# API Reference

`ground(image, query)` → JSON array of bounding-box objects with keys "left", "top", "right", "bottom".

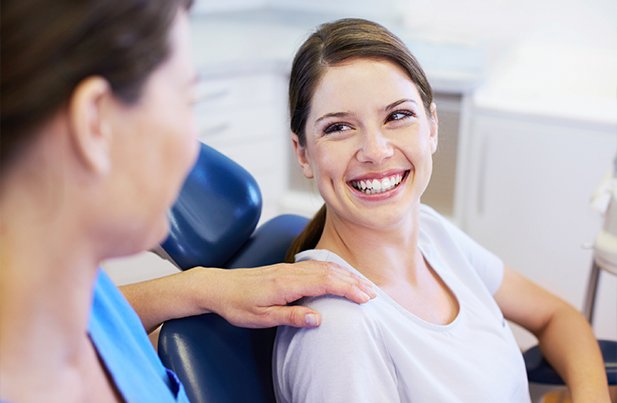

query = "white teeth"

[
  {"left": 351, "top": 173, "right": 405, "bottom": 195},
  {"left": 372, "top": 179, "right": 381, "bottom": 192}
]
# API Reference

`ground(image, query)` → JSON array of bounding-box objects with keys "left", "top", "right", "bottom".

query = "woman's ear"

[
  {"left": 291, "top": 133, "right": 314, "bottom": 179},
  {"left": 429, "top": 102, "right": 439, "bottom": 154},
  {"left": 66, "top": 76, "right": 113, "bottom": 176}
]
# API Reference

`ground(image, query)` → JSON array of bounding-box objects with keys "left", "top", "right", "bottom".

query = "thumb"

[{"left": 269, "top": 306, "right": 322, "bottom": 328}]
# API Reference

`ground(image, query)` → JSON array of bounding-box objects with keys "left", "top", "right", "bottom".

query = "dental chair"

[{"left": 156, "top": 142, "right": 308, "bottom": 403}]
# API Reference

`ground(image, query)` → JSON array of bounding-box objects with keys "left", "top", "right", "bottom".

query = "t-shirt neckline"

[{"left": 295, "top": 248, "right": 463, "bottom": 330}]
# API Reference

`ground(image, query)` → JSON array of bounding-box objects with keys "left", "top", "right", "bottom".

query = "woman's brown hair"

[
  {"left": 0, "top": 0, "right": 192, "bottom": 171},
  {"left": 286, "top": 18, "right": 434, "bottom": 262}
]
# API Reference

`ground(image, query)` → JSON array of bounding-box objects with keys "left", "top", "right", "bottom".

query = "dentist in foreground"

[{"left": 0, "top": 1, "right": 375, "bottom": 401}]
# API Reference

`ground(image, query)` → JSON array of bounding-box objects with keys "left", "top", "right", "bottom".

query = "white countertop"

[{"left": 473, "top": 43, "right": 617, "bottom": 126}]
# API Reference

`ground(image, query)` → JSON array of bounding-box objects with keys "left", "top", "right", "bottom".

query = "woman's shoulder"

[
  {"left": 273, "top": 293, "right": 391, "bottom": 403},
  {"left": 277, "top": 293, "right": 381, "bottom": 350},
  {"left": 304, "top": 294, "right": 374, "bottom": 324},
  {"left": 293, "top": 250, "right": 380, "bottom": 327},
  {"left": 275, "top": 295, "right": 382, "bottom": 357}
]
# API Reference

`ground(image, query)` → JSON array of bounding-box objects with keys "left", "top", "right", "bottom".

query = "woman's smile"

[{"left": 348, "top": 169, "right": 410, "bottom": 197}]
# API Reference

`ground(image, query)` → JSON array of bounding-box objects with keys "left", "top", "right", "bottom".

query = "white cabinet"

[
  {"left": 193, "top": 71, "right": 289, "bottom": 223},
  {"left": 461, "top": 110, "right": 617, "bottom": 347}
]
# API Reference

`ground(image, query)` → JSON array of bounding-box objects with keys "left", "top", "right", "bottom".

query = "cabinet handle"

[{"left": 477, "top": 135, "right": 489, "bottom": 216}]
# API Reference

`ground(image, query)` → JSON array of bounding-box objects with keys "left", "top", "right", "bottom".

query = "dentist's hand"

[
  {"left": 198, "top": 261, "right": 377, "bottom": 328},
  {"left": 121, "top": 260, "right": 377, "bottom": 332}
]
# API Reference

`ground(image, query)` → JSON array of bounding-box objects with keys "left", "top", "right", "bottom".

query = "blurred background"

[{"left": 105, "top": 0, "right": 617, "bottom": 350}]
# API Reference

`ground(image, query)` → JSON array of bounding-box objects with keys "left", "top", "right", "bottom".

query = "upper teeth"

[{"left": 351, "top": 174, "right": 403, "bottom": 194}]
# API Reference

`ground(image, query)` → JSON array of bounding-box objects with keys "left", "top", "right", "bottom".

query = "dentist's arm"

[
  {"left": 495, "top": 266, "right": 610, "bottom": 403},
  {"left": 120, "top": 261, "right": 376, "bottom": 333}
]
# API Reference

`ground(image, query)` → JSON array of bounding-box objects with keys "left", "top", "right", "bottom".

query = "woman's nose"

[{"left": 356, "top": 129, "right": 394, "bottom": 164}]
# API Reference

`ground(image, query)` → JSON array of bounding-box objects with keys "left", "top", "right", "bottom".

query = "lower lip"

[{"left": 348, "top": 171, "right": 409, "bottom": 202}]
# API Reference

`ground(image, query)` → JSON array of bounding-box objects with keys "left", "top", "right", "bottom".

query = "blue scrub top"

[{"left": 88, "top": 270, "right": 189, "bottom": 402}]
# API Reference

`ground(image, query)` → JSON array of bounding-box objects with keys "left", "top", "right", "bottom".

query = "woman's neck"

[
  {"left": 316, "top": 205, "right": 423, "bottom": 287},
  {"left": 0, "top": 177, "right": 101, "bottom": 398}
]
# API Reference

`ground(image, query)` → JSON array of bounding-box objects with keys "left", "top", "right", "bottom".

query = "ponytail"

[{"left": 285, "top": 204, "right": 327, "bottom": 263}]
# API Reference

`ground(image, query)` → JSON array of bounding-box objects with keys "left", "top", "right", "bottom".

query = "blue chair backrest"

[
  {"left": 161, "top": 142, "right": 263, "bottom": 270},
  {"left": 157, "top": 142, "right": 308, "bottom": 403}
]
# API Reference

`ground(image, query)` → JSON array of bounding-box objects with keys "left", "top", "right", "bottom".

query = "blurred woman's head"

[
  {"left": 0, "top": 0, "right": 199, "bottom": 257},
  {"left": 1, "top": 0, "right": 193, "bottom": 170}
]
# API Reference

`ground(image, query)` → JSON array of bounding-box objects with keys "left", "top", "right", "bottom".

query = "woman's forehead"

[{"left": 310, "top": 59, "right": 421, "bottom": 113}]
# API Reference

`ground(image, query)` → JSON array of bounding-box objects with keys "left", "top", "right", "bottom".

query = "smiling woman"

[{"left": 274, "top": 18, "right": 611, "bottom": 403}]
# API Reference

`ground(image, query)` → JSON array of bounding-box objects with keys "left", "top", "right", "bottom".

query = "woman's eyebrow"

[
  {"left": 385, "top": 98, "right": 417, "bottom": 111},
  {"left": 315, "top": 111, "right": 352, "bottom": 124},
  {"left": 314, "top": 99, "right": 416, "bottom": 124}
]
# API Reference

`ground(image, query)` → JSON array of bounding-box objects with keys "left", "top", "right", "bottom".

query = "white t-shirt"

[{"left": 273, "top": 205, "right": 530, "bottom": 403}]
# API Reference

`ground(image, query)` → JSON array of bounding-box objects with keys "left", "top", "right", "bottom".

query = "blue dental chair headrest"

[
  {"left": 161, "top": 142, "right": 263, "bottom": 270},
  {"left": 157, "top": 142, "right": 309, "bottom": 403}
]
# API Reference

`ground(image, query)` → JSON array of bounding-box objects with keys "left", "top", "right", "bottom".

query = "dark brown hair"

[
  {"left": 286, "top": 18, "right": 434, "bottom": 262},
  {"left": 0, "top": 0, "right": 193, "bottom": 170}
]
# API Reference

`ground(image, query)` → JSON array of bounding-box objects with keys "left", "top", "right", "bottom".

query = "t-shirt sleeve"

[
  {"left": 273, "top": 297, "right": 400, "bottom": 403},
  {"left": 421, "top": 205, "right": 505, "bottom": 294}
]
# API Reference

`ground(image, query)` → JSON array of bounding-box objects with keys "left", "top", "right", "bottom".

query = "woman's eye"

[
  {"left": 387, "top": 110, "right": 415, "bottom": 122},
  {"left": 323, "top": 123, "right": 352, "bottom": 135}
]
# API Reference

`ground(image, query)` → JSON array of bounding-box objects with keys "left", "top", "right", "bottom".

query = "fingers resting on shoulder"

[
  {"left": 280, "top": 260, "right": 377, "bottom": 304},
  {"left": 205, "top": 260, "right": 376, "bottom": 329}
]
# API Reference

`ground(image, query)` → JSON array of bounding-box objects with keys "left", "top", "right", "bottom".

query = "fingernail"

[
  {"left": 356, "top": 291, "right": 370, "bottom": 303},
  {"left": 362, "top": 284, "right": 377, "bottom": 298},
  {"left": 304, "top": 313, "right": 319, "bottom": 327}
]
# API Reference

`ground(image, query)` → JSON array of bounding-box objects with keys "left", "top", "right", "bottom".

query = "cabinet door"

[{"left": 462, "top": 112, "right": 616, "bottom": 346}]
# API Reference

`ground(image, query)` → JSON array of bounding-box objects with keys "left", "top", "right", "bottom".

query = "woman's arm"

[
  {"left": 494, "top": 266, "right": 610, "bottom": 402},
  {"left": 120, "top": 261, "right": 376, "bottom": 333}
]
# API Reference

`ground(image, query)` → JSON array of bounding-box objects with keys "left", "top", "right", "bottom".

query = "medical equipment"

[{"left": 585, "top": 155, "right": 617, "bottom": 321}]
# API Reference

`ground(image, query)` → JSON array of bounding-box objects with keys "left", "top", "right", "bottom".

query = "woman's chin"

[
  {"left": 151, "top": 218, "right": 171, "bottom": 247},
  {"left": 125, "top": 218, "right": 170, "bottom": 258}
]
